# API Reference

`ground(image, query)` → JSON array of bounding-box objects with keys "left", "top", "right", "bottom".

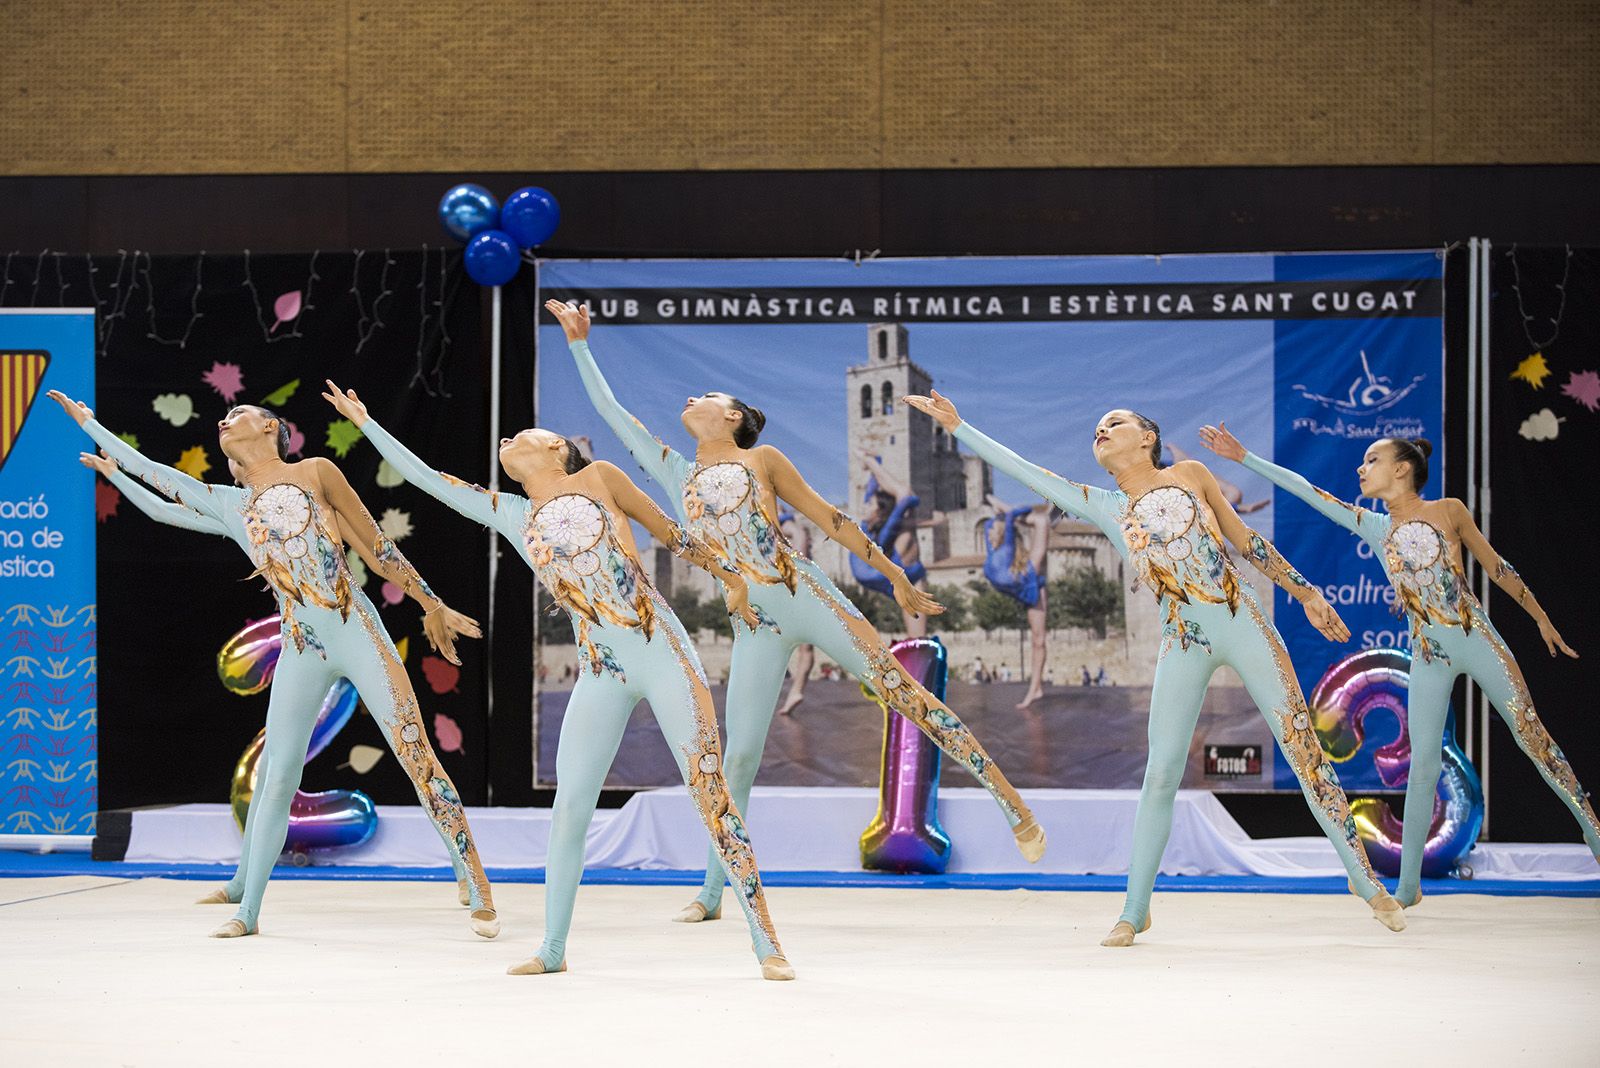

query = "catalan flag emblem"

[{"left": 1, "top": 350, "right": 51, "bottom": 473}]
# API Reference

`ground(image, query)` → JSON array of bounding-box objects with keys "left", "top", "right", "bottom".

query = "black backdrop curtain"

[
  {"left": 1486, "top": 246, "right": 1600, "bottom": 843},
  {"left": 10, "top": 250, "right": 536, "bottom": 810}
]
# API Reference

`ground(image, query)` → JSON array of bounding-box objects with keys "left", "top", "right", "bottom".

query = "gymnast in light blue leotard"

[
  {"left": 48, "top": 390, "right": 496, "bottom": 940},
  {"left": 79, "top": 448, "right": 486, "bottom": 914},
  {"left": 320, "top": 380, "right": 795, "bottom": 980},
  {"left": 903, "top": 389, "right": 1407, "bottom": 945},
  {"left": 551, "top": 301, "right": 1044, "bottom": 926},
  {"left": 1201, "top": 421, "right": 1600, "bottom": 904}
]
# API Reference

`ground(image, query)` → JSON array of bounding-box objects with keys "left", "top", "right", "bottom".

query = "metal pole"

[
  {"left": 1464, "top": 239, "right": 1479, "bottom": 765},
  {"left": 530, "top": 260, "right": 542, "bottom": 792},
  {"left": 486, "top": 283, "right": 502, "bottom": 804},
  {"left": 1479, "top": 239, "right": 1493, "bottom": 837}
]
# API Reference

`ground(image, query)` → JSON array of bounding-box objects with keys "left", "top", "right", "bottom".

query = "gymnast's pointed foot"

[
  {"left": 777, "top": 690, "right": 805, "bottom": 716},
  {"left": 209, "top": 918, "right": 255, "bottom": 939},
  {"left": 471, "top": 908, "right": 501, "bottom": 939},
  {"left": 1014, "top": 819, "right": 1046, "bottom": 863},
  {"left": 1100, "top": 913, "right": 1151, "bottom": 948},
  {"left": 1016, "top": 687, "right": 1044, "bottom": 711},
  {"left": 506, "top": 955, "right": 566, "bottom": 975},
  {"left": 195, "top": 887, "right": 236, "bottom": 905},
  {"left": 1399, "top": 890, "right": 1422, "bottom": 908},
  {"left": 761, "top": 954, "right": 796, "bottom": 981},
  {"left": 673, "top": 899, "right": 722, "bottom": 923},
  {"left": 1370, "top": 891, "right": 1407, "bottom": 932}
]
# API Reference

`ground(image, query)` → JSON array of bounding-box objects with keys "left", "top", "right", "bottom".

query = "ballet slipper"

[
  {"left": 1014, "top": 819, "right": 1047, "bottom": 863},
  {"left": 761, "top": 954, "right": 796, "bottom": 981},
  {"left": 194, "top": 887, "right": 234, "bottom": 905},
  {"left": 1399, "top": 890, "right": 1423, "bottom": 908},
  {"left": 673, "top": 900, "right": 721, "bottom": 923},
  {"left": 471, "top": 909, "right": 501, "bottom": 939},
  {"left": 1370, "top": 892, "right": 1407, "bottom": 932},
  {"left": 1099, "top": 913, "right": 1151, "bottom": 948},
  {"left": 209, "top": 919, "right": 254, "bottom": 939},
  {"left": 506, "top": 956, "right": 566, "bottom": 975}
]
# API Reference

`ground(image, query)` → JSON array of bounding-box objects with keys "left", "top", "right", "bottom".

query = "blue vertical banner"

[
  {"left": 0, "top": 310, "right": 97, "bottom": 839},
  {"left": 1271, "top": 252, "right": 1445, "bottom": 789}
]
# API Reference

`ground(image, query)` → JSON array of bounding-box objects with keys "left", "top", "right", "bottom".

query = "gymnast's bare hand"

[
  {"left": 902, "top": 390, "right": 960, "bottom": 433},
  {"left": 894, "top": 575, "right": 946, "bottom": 619},
  {"left": 1538, "top": 617, "right": 1579, "bottom": 659},
  {"left": 47, "top": 390, "right": 93, "bottom": 426},
  {"left": 423, "top": 603, "right": 481, "bottom": 666},
  {"left": 545, "top": 298, "right": 591, "bottom": 342},
  {"left": 723, "top": 580, "right": 762, "bottom": 631},
  {"left": 1198, "top": 421, "right": 1246, "bottom": 462},
  {"left": 78, "top": 450, "right": 117, "bottom": 479},
  {"left": 321, "top": 380, "right": 369, "bottom": 427},
  {"left": 1302, "top": 592, "right": 1351, "bottom": 643}
]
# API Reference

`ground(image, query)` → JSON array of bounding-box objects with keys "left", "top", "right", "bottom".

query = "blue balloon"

[
  {"left": 500, "top": 186, "right": 561, "bottom": 249},
  {"left": 463, "top": 229, "right": 521, "bottom": 286},
  {"left": 438, "top": 183, "right": 500, "bottom": 242}
]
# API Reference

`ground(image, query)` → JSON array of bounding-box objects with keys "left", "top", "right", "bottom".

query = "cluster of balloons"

[{"left": 438, "top": 183, "right": 561, "bottom": 286}]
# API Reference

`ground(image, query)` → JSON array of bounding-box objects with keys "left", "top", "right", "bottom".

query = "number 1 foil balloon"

[
  {"left": 219, "top": 615, "right": 379, "bottom": 852},
  {"left": 859, "top": 636, "right": 953, "bottom": 874},
  {"left": 1309, "top": 647, "right": 1483, "bottom": 878}
]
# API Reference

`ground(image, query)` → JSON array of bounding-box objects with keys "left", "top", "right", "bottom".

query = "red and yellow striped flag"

[{"left": 1, "top": 350, "right": 51, "bottom": 472}]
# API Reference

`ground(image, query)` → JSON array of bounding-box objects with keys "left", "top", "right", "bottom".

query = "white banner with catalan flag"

[{"left": 1, "top": 310, "right": 96, "bottom": 842}]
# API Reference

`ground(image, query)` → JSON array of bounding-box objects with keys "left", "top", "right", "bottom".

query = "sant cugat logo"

[{"left": 1294, "top": 350, "right": 1426, "bottom": 416}]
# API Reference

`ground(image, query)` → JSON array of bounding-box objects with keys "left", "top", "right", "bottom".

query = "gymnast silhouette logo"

[{"left": 1294, "top": 350, "right": 1426, "bottom": 416}]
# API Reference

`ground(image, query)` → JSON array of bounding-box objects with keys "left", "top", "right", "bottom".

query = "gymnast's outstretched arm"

[
  {"left": 81, "top": 450, "right": 231, "bottom": 537},
  {"left": 549, "top": 299, "right": 690, "bottom": 492},
  {"left": 904, "top": 390, "right": 1120, "bottom": 534},
  {"left": 591, "top": 461, "right": 762, "bottom": 630},
  {"left": 1446, "top": 497, "right": 1577, "bottom": 659},
  {"left": 1201, "top": 421, "right": 1385, "bottom": 540},
  {"left": 1185, "top": 459, "right": 1350, "bottom": 643},
  {"left": 49, "top": 390, "right": 231, "bottom": 522},
  {"left": 758, "top": 444, "right": 943, "bottom": 618}
]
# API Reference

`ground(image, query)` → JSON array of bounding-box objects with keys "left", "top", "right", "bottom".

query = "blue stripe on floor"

[{"left": 2, "top": 851, "right": 1596, "bottom": 896}]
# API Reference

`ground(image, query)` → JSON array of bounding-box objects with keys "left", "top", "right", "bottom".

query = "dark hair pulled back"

[
  {"left": 1129, "top": 410, "right": 1164, "bottom": 468},
  {"left": 561, "top": 436, "right": 592, "bottom": 475},
  {"left": 1388, "top": 437, "right": 1431, "bottom": 491},
  {"left": 728, "top": 396, "right": 766, "bottom": 449}
]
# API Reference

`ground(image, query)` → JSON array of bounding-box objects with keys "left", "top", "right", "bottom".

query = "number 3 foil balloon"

[
  {"left": 1309, "top": 647, "right": 1483, "bottom": 878},
  {"left": 218, "top": 615, "right": 378, "bottom": 852}
]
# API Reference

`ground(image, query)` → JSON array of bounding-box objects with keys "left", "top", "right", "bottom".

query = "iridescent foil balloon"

[
  {"left": 1310, "top": 647, "right": 1483, "bottom": 878},
  {"left": 216, "top": 615, "right": 283, "bottom": 695},
  {"left": 221, "top": 616, "right": 378, "bottom": 853},
  {"left": 860, "top": 637, "right": 952, "bottom": 874}
]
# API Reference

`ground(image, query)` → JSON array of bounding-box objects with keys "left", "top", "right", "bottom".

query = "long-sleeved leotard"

[
  {"left": 984, "top": 505, "right": 1043, "bottom": 607},
  {"left": 101, "top": 465, "right": 479, "bottom": 899},
  {"left": 953, "top": 421, "right": 1390, "bottom": 928},
  {"left": 81, "top": 421, "right": 494, "bottom": 935},
  {"left": 569, "top": 338, "right": 1039, "bottom": 915},
  {"left": 361, "top": 418, "right": 785, "bottom": 970},
  {"left": 1240, "top": 451, "right": 1600, "bottom": 898}
]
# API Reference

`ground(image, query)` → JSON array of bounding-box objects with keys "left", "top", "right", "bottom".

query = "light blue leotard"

[
  {"left": 99, "top": 463, "right": 479, "bottom": 900},
  {"left": 360, "top": 419, "right": 786, "bottom": 969},
  {"left": 952, "top": 421, "right": 1393, "bottom": 928},
  {"left": 1241, "top": 451, "right": 1600, "bottom": 899},
  {"left": 567, "top": 339, "right": 1040, "bottom": 915},
  {"left": 80, "top": 420, "right": 494, "bottom": 935}
]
